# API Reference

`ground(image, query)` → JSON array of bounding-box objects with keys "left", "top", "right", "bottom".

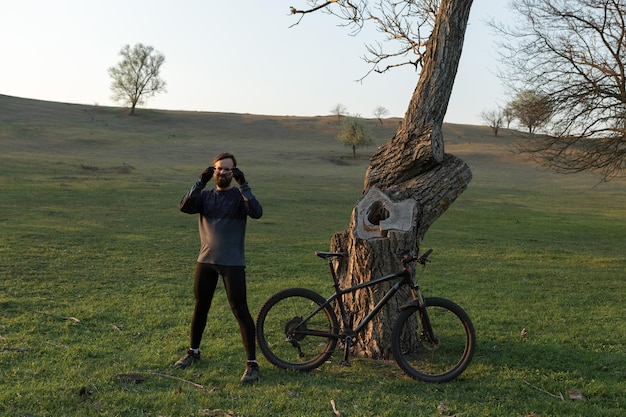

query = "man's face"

[{"left": 214, "top": 158, "right": 234, "bottom": 189}]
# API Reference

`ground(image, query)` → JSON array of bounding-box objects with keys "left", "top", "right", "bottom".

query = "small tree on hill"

[
  {"left": 108, "top": 43, "right": 167, "bottom": 115},
  {"left": 502, "top": 105, "right": 514, "bottom": 128},
  {"left": 508, "top": 90, "right": 552, "bottom": 134},
  {"left": 337, "top": 115, "right": 375, "bottom": 158},
  {"left": 480, "top": 108, "right": 504, "bottom": 137},
  {"left": 330, "top": 103, "right": 347, "bottom": 122},
  {"left": 373, "top": 106, "right": 389, "bottom": 125}
]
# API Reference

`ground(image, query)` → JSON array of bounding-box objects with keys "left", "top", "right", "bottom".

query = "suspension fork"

[{"left": 409, "top": 267, "right": 438, "bottom": 344}]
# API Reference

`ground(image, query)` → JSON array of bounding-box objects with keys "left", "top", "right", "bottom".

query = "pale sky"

[{"left": 1, "top": 1, "right": 512, "bottom": 125}]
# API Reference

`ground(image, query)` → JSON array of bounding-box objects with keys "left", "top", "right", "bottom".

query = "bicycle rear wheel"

[
  {"left": 256, "top": 288, "right": 339, "bottom": 371},
  {"left": 392, "top": 297, "right": 475, "bottom": 383}
]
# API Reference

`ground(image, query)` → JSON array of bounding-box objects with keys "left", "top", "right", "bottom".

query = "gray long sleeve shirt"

[{"left": 179, "top": 180, "right": 263, "bottom": 266}]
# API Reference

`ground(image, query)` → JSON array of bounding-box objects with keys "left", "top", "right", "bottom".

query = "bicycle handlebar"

[
  {"left": 403, "top": 248, "right": 433, "bottom": 266},
  {"left": 316, "top": 248, "right": 433, "bottom": 266}
]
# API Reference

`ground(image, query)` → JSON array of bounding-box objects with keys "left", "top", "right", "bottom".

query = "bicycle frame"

[
  {"left": 332, "top": 268, "right": 413, "bottom": 335},
  {"left": 295, "top": 257, "right": 426, "bottom": 365},
  {"left": 257, "top": 248, "right": 475, "bottom": 382}
]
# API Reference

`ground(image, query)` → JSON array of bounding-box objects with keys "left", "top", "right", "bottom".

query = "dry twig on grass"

[
  {"left": 34, "top": 310, "right": 80, "bottom": 322},
  {"left": 146, "top": 371, "right": 216, "bottom": 393},
  {"left": 523, "top": 380, "right": 564, "bottom": 400},
  {"left": 330, "top": 399, "right": 344, "bottom": 417}
]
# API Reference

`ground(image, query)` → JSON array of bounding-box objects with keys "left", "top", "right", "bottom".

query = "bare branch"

[
  {"left": 289, "top": 1, "right": 337, "bottom": 27},
  {"left": 288, "top": 1, "right": 437, "bottom": 79},
  {"left": 290, "top": 1, "right": 336, "bottom": 15}
]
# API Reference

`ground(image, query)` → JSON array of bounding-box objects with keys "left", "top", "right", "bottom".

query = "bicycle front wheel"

[
  {"left": 256, "top": 288, "right": 339, "bottom": 371},
  {"left": 392, "top": 297, "right": 475, "bottom": 383}
]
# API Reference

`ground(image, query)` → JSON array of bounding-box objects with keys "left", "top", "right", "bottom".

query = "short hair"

[{"left": 213, "top": 152, "right": 237, "bottom": 167}]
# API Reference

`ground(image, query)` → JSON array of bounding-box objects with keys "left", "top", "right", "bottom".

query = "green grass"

[{"left": 1, "top": 95, "right": 625, "bottom": 416}]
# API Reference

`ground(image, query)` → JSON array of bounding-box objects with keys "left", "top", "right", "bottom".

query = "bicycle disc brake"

[{"left": 420, "top": 330, "right": 441, "bottom": 351}]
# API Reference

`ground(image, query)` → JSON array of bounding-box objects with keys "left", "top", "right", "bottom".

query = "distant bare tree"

[
  {"left": 494, "top": 0, "right": 626, "bottom": 180},
  {"left": 330, "top": 103, "right": 347, "bottom": 122},
  {"left": 508, "top": 90, "right": 552, "bottom": 135},
  {"left": 502, "top": 105, "right": 514, "bottom": 128},
  {"left": 373, "top": 106, "right": 389, "bottom": 125},
  {"left": 108, "top": 43, "right": 166, "bottom": 115},
  {"left": 480, "top": 108, "right": 503, "bottom": 137}
]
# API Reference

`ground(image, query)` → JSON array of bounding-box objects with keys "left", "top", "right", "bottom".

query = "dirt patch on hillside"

[{"left": 79, "top": 163, "right": 135, "bottom": 174}]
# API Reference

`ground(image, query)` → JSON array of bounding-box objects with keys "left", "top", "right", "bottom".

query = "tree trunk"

[{"left": 329, "top": 0, "right": 474, "bottom": 359}]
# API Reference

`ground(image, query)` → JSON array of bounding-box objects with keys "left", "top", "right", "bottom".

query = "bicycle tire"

[
  {"left": 256, "top": 287, "right": 339, "bottom": 371},
  {"left": 392, "top": 296, "right": 475, "bottom": 383}
]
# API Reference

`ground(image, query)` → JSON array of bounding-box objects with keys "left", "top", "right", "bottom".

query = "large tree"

[
  {"left": 108, "top": 43, "right": 167, "bottom": 115},
  {"left": 292, "top": 0, "right": 473, "bottom": 359},
  {"left": 494, "top": 0, "right": 626, "bottom": 180}
]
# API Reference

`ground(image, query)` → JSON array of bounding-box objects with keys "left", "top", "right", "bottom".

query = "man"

[{"left": 175, "top": 152, "right": 263, "bottom": 383}]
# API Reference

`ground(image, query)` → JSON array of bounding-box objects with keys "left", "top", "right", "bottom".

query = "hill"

[
  {"left": 2, "top": 93, "right": 622, "bottom": 192},
  {"left": 1, "top": 94, "right": 400, "bottom": 165}
]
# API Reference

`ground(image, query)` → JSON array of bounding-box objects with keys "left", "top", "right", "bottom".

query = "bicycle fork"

[{"left": 411, "top": 282, "right": 439, "bottom": 346}]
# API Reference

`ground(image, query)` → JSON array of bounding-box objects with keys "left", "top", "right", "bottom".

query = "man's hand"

[
  {"left": 232, "top": 168, "right": 246, "bottom": 185},
  {"left": 200, "top": 166, "right": 215, "bottom": 184}
]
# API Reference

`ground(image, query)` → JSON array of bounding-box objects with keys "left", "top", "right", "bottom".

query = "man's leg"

[
  {"left": 190, "top": 263, "right": 219, "bottom": 348},
  {"left": 221, "top": 265, "right": 256, "bottom": 360},
  {"left": 221, "top": 265, "right": 259, "bottom": 382},
  {"left": 174, "top": 263, "right": 219, "bottom": 369}
]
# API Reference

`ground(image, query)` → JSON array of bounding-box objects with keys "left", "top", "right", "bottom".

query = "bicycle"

[{"left": 256, "top": 249, "right": 475, "bottom": 383}]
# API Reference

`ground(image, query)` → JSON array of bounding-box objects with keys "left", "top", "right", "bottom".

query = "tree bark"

[{"left": 329, "top": 0, "right": 474, "bottom": 359}]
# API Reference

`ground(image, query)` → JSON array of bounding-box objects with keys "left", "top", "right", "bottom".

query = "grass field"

[{"left": 1, "top": 94, "right": 625, "bottom": 417}]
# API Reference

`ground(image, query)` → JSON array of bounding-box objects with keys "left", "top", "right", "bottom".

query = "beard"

[{"left": 216, "top": 174, "right": 233, "bottom": 188}]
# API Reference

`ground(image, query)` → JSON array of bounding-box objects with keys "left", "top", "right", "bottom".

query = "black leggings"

[{"left": 190, "top": 263, "right": 256, "bottom": 361}]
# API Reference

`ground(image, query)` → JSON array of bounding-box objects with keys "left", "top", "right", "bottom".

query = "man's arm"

[
  {"left": 232, "top": 168, "right": 263, "bottom": 219},
  {"left": 179, "top": 167, "right": 214, "bottom": 213},
  {"left": 239, "top": 182, "right": 263, "bottom": 219}
]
